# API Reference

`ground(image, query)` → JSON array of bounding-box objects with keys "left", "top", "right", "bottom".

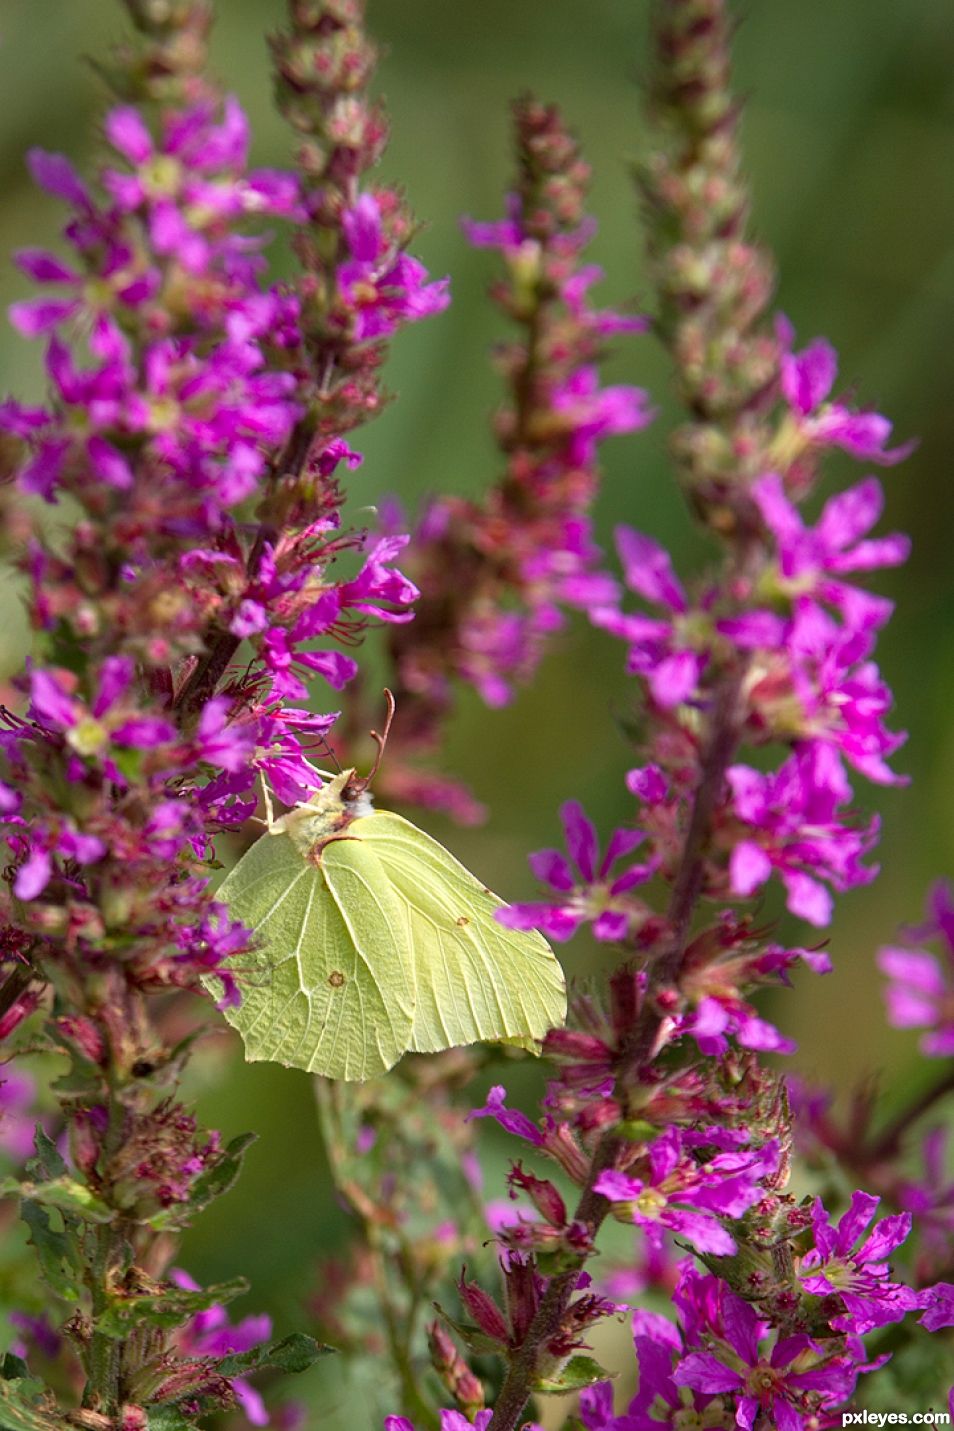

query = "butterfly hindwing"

[
  {"left": 214, "top": 830, "right": 414, "bottom": 1081},
  {"left": 351, "top": 810, "right": 567, "bottom": 1054}
]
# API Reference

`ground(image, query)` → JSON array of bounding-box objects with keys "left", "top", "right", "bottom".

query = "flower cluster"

[
  {"left": 0, "top": 0, "right": 442, "bottom": 1424},
  {"left": 380, "top": 96, "right": 651, "bottom": 820},
  {"left": 0, "top": 0, "right": 447, "bottom": 1002},
  {"left": 583, "top": 1266, "right": 860, "bottom": 1431},
  {"left": 411, "top": 3, "right": 942, "bottom": 1428}
]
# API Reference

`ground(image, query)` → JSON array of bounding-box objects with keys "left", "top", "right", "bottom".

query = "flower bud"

[{"left": 457, "top": 1274, "right": 508, "bottom": 1345}]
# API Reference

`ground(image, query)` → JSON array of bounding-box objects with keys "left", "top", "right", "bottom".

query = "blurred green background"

[{"left": 1, "top": 0, "right": 953, "bottom": 1422}]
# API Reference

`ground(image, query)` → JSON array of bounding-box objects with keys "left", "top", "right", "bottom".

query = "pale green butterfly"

[{"left": 210, "top": 702, "right": 566, "bottom": 1081}]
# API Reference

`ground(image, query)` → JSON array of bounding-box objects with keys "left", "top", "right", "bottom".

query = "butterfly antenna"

[
  {"left": 316, "top": 733, "right": 343, "bottom": 775},
  {"left": 361, "top": 689, "right": 396, "bottom": 790}
]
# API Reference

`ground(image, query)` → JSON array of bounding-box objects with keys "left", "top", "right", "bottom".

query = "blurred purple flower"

[{"left": 877, "top": 881, "right": 954, "bottom": 1054}]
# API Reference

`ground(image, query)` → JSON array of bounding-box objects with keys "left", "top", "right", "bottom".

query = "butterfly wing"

[
  {"left": 215, "top": 831, "right": 414, "bottom": 1081},
  {"left": 352, "top": 811, "right": 566, "bottom": 1054}
]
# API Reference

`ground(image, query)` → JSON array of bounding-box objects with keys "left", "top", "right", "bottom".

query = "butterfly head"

[
  {"left": 265, "top": 691, "right": 394, "bottom": 862},
  {"left": 274, "top": 768, "right": 375, "bottom": 861}
]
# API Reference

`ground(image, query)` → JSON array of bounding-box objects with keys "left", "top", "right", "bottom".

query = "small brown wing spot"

[
  {"left": 328, "top": 970, "right": 346, "bottom": 988},
  {"left": 456, "top": 915, "right": 470, "bottom": 927},
  {"left": 481, "top": 887, "right": 492, "bottom": 895}
]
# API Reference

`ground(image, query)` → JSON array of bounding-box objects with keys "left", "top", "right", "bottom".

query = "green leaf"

[
  {"left": 20, "top": 1201, "right": 82, "bottom": 1303},
  {"left": 535, "top": 1355, "right": 614, "bottom": 1394},
  {"left": 0, "top": 1378, "right": 62, "bottom": 1431},
  {"left": 0, "top": 1358, "right": 29, "bottom": 1384},
  {"left": 97, "top": 1276, "right": 249, "bottom": 1339},
  {"left": 148, "top": 1132, "right": 256, "bottom": 1230},
  {"left": 0, "top": 1177, "right": 113, "bottom": 1224},
  {"left": 25, "top": 1130, "right": 66, "bottom": 1184},
  {"left": 146, "top": 1409, "right": 194, "bottom": 1431},
  {"left": 217, "top": 1332, "right": 332, "bottom": 1378}
]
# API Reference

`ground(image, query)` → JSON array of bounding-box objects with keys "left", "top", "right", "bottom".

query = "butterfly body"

[{"left": 213, "top": 773, "right": 566, "bottom": 1081}]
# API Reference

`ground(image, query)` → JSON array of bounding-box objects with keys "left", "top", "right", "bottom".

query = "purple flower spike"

[{"left": 495, "top": 800, "right": 656, "bottom": 943}]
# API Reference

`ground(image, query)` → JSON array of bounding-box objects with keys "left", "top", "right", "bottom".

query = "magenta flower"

[
  {"left": 751, "top": 473, "right": 909, "bottom": 634},
  {"left": 877, "top": 880, "right": 954, "bottom": 1054},
  {"left": 798, "top": 1191, "right": 917, "bottom": 1335},
  {"left": 460, "top": 192, "right": 524, "bottom": 250},
  {"left": 5, "top": 821, "right": 106, "bottom": 902},
  {"left": 339, "top": 193, "right": 450, "bottom": 341},
  {"left": 727, "top": 741, "right": 878, "bottom": 926},
  {"left": 916, "top": 1282, "right": 954, "bottom": 1332},
  {"left": 773, "top": 607, "right": 907, "bottom": 786},
  {"left": 101, "top": 98, "right": 302, "bottom": 269},
  {"left": 592, "top": 529, "right": 708, "bottom": 708},
  {"left": 0, "top": 1069, "right": 39, "bottom": 1163},
  {"left": 29, "top": 660, "right": 176, "bottom": 766},
  {"left": 582, "top": 1332, "right": 709, "bottom": 1431},
  {"left": 674, "top": 1291, "right": 858, "bottom": 1431},
  {"left": 467, "top": 1085, "right": 545, "bottom": 1148},
  {"left": 551, "top": 367, "right": 653, "bottom": 467},
  {"left": 172, "top": 905, "right": 250, "bottom": 1009},
  {"left": 495, "top": 800, "right": 657, "bottom": 942},
  {"left": 593, "top": 1128, "right": 779, "bottom": 1256},
  {"left": 677, "top": 932, "right": 832, "bottom": 1058},
  {"left": 385, "top": 1413, "right": 492, "bottom": 1431},
  {"left": 775, "top": 315, "right": 914, "bottom": 465},
  {"left": 171, "top": 1270, "right": 272, "bottom": 1426}
]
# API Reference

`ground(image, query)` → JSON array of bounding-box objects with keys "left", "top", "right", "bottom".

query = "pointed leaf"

[
  {"left": 535, "top": 1355, "right": 614, "bottom": 1394},
  {"left": 0, "top": 1378, "right": 62, "bottom": 1431},
  {"left": 149, "top": 1133, "right": 256, "bottom": 1230},
  {"left": 21, "top": 1201, "right": 82, "bottom": 1302},
  {"left": 216, "top": 1333, "right": 331, "bottom": 1377},
  {"left": 25, "top": 1130, "right": 66, "bottom": 1183},
  {"left": 97, "top": 1277, "right": 249, "bottom": 1338},
  {"left": 0, "top": 1177, "right": 113, "bottom": 1223}
]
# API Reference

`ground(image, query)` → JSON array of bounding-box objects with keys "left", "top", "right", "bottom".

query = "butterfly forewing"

[
  {"left": 214, "top": 831, "right": 414, "bottom": 1081},
  {"left": 352, "top": 811, "right": 566, "bottom": 1053}
]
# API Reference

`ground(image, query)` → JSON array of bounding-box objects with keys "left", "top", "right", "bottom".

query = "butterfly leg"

[{"left": 258, "top": 771, "right": 279, "bottom": 832}]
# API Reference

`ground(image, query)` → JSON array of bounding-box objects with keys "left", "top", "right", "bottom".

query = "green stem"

[
  {"left": 865, "top": 1062, "right": 954, "bottom": 1164},
  {"left": 83, "top": 1223, "right": 120, "bottom": 1411}
]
